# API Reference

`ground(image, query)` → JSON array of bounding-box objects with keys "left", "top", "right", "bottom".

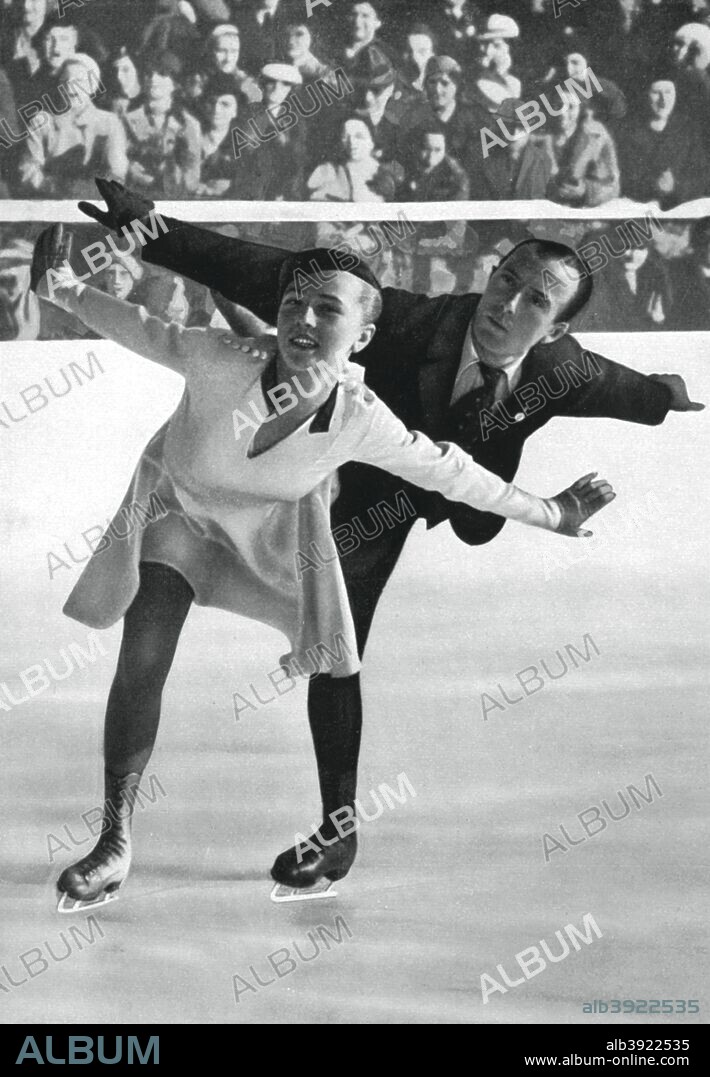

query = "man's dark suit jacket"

[{"left": 142, "top": 219, "right": 671, "bottom": 546}]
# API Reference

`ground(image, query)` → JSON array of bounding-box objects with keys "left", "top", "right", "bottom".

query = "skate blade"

[
  {"left": 270, "top": 879, "right": 337, "bottom": 903},
  {"left": 56, "top": 889, "right": 120, "bottom": 915}
]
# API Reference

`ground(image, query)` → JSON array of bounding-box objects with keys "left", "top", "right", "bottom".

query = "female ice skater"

[{"left": 30, "top": 225, "right": 614, "bottom": 912}]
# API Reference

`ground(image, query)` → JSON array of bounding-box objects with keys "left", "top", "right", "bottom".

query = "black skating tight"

[{"left": 104, "top": 562, "right": 193, "bottom": 776}]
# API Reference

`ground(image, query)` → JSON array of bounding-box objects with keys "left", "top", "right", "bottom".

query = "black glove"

[
  {"left": 551, "top": 472, "right": 616, "bottom": 538},
  {"left": 77, "top": 177, "right": 155, "bottom": 234},
  {"left": 30, "top": 224, "right": 73, "bottom": 295}
]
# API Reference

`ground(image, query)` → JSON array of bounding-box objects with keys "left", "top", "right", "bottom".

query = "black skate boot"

[
  {"left": 270, "top": 825, "right": 357, "bottom": 893},
  {"left": 56, "top": 770, "right": 142, "bottom": 913},
  {"left": 271, "top": 674, "right": 362, "bottom": 900}
]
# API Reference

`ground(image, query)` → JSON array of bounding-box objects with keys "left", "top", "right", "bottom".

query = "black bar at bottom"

[{"left": 0, "top": 1022, "right": 707, "bottom": 1068}]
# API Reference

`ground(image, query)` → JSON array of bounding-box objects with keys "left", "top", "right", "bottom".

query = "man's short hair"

[
  {"left": 278, "top": 248, "right": 383, "bottom": 325},
  {"left": 348, "top": 0, "right": 383, "bottom": 16},
  {"left": 210, "top": 23, "right": 240, "bottom": 41},
  {"left": 42, "top": 19, "right": 79, "bottom": 42},
  {"left": 425, "top": 55, "right": 463, "bottom": 85},
  {"left": 497, "top": 238, "right": 594, "bottom": 323},
  {"left": 414, "top": 120, "right": 448, "bottom": 142},
  {"left": 407, "top": 22, "right": 438, "bottom": 48}
]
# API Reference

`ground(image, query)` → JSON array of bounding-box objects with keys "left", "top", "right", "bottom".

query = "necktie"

[
  {"left": 443, "top": 364, "right": 509, "bottom": 545},
  {"left": 447, "top": 364, "right": 507, "bottom": 454}
]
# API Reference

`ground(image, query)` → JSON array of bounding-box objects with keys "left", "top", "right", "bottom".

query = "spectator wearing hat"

[
  {"left": 669, "top": 216, "right": 710, "bottom": 330},
  {"left": 195, "top": 73, "right": 245, "bottom": 197},
  {"left": 672, "top": 21, "right": 710, "bottom": 80},
  {"left": 278, "top": 18, "right": 333, "bottom": 85},
  {"left": 99, "top": 252, "right": 143, "bottom": 302},
  {"left": 334, "top": 1, "right": 393, "bottom": 73},
  {"left": 469, "top": 97, "right": 555, "bottom": 200},
  {"left": 203, "top": 24, "right": 261, "bottom": 103},
  {"left": 403, "top": 55, "right": 486, "bottom": 187},
  {"left": 474, "top": 14, "right": 521, "bottom": 111},
  {"left": 550, "top": 43, "right": 628, "bottom": 128},
  {"left": 670, "top": 23, "right": 710, "bottom": 77},
  {"left": 547, "top": 96, "right": 620, "bottom": 207},
  {"left": 233, "top": 63, "right": 309, "bottom": 199},
  {"left": 497, "top": 1, "right": 581, "bottom": 85},
  {"left": 619, "top": 76, "right": 706, "bottom": 208},
  {"left": 307, "top": 114, "right": 397, "bottom": 202},
  {"left": 348, "top": 44, "right": 413, "bottom": 166},
  {"left": 14, "top": 7, "right": 107, "bottom": 100},
  {"left": 122, "top": 53, "right": 201, "bottom": 197},
  {"left": 107, "top": 48, "right": 143, "bottom": 119},
  {"left": 17, "top": 55, "right": 127, "bottom": 198}
]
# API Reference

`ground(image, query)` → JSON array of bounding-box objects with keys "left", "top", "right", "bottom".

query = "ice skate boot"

[
  {"left": 270, "top": 825, "right": 357, "bottom": 899},
  {"left": 56, "top": 770, "right": 141, "bottom": 913}
]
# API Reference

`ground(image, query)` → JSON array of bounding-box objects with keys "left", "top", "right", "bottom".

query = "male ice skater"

[{"left": 77, "top": 180, "right": 703, "bottom": 893}]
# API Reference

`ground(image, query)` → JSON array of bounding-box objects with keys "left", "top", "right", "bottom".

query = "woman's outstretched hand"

[
  {"left": 78, "top": 178, "right": 156, "bottom": 234},
  {"left": 550, "top": 472, "right": 616, "bottom": 538},
  {"left": 30, "top": 224, "right": 73, "bottom": 294}
]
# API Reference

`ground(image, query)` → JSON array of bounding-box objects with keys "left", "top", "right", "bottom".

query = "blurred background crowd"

[
  {"left": 1, "top": 0, "right": 710, "bottom": 206},
  {"left": 1, "top": 215, "right": 709, "bottom": 340}
]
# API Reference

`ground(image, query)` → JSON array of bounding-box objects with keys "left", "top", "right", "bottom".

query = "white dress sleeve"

[
  {"left": 39, "top": 268, "right": 206, "bottom": 376},
  {"left": 342, "top": 387, "right": 561, "bottom": 532}
]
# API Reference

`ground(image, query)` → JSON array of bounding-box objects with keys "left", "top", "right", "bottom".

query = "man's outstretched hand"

[
  {"left": 30, "top": 224, "right": 73, "bottom": 294},
  {"left": 651, "top": 373, "right": 705, "bottom": 412},
  {"left": 77, "top": 178, "right": 155, "bottom": 233},
  {"left": 551, "top": 472, "right": 616, "bottom": 538}
]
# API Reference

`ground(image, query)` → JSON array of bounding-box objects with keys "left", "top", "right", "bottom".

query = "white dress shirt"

[{"left": 450, "top": 323, "right": 526, "bottom": 405}]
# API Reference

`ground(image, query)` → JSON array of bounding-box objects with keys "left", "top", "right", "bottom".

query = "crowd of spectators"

[
  {"left": 1, "top": 0, "right": 709, "bottom": 206},
  {"left": 2, "top": 215, "right": 709, "bottom": 340}
]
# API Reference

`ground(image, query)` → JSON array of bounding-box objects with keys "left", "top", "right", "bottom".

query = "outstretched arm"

[
  {"left": 551, "top": 338, "right": 704, "bottom": 421},
  {"left": 37, "top": 265, "right": 194, "bottom": 375},
  {"left": 31, "top": 223, "right": 269, "bottom": 374},
  {"left": 77, "top": 181, "right": 430, "bottom": 344},
  {"left": 78, "top": 179, "right": 288, "bottom": 324},
  {"left": 143, "top": 220, "right": 286, "bottom": 323},
  {"left": 344, "top": 387, "right": 614, "bottom": 537}
]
